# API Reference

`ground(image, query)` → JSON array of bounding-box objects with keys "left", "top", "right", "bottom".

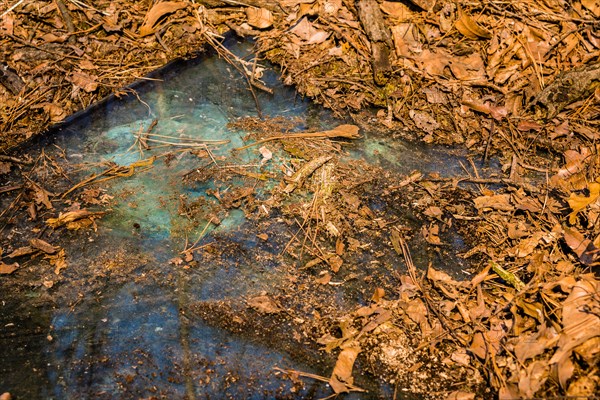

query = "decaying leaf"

[
  {"left": 29, "top": 238, "right": 57, "bottom": 254},
  {"left": 567, "top": 181, "right": 600, "bottom": 224},
  {"left": 246, "top": 7, "right": 273, "bottom": 29},
  {"left": 139, "top": 1, "right": 187, "bottom": 36},
  {"left": 329, "top": 343, "right": 361, "bottom": 393},
  {"left": 69, "top": 71, "right": 98, "bottom": 93},
  {"left": 247, "top": 294, "right": 282, "bottom": 313},
  {"left": 284, "top": 155, "right": 332, "bottom": 193},
  {"left": 46, "top": 210, "right": 105, "bottom": 229},
  {"left": 455, "top": 8, "right": 491, "bottom": 40},
  {"left": 0, "top": 261, "right": 19, "bottom": 274},
  {"left": 46, "top": 248, "right": 67, "bottom": 275},
  {"left": 473, "top": 194, "right": 513, "bottom": 212}
]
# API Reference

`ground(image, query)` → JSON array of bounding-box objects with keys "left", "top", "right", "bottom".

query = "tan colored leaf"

[
  {"left": 446, "top": 391, "right": 475, "bottom": 400},
  {"left": 371, "top": 287, "right": 385, "bottom": 303},
  {"left": 246, "top": 7, "right": 273, "bottom": 29},
  {"left": 46, "top": 210, "right": 105, "bottom": 228},
  {"left": 70, "top": 71, "right": 98, "bottom": 92},
  {"left": 329, "top": 343, "right": 361, "bottom": 393},
  {"left": 139, "top": 2, "right": 187, "bottom": 37},
  {"left": 455, "top": 8, "right": 491, "bottom": 40},
  {"left": 567, "top": 181, "right": 600, "bottom": 223},
  {"left": 0, "top": 261, "right": 19, "bottom": 274},
  {"left": 247, "top": 295, "right": 282, "bottom": 313},
  {"left": 473, "top": 194, "right": 513, "bottom": 211},
  {"left": 582, "top": 0, "right": 600, "bottom": 17},
  {"left": 380, "top": 2, "right": 413, "bottom": 19},
  {"left": 29, "top": 238, "right": 57, "bottom": 254},
  {"left": 327, "top": 254, "right": 343, "bottom": 273},
  {"left": 510, "top": 231, "right": 544, "bottom": 258},
  {"left": 518, "top": 360, "right": 549, "bottom": 398},
  {"left": 7, "top": 246, "right": 35, "bottom": 258},
  {"left": 469, "top": 331, "right": 487, "bottom": 359}
]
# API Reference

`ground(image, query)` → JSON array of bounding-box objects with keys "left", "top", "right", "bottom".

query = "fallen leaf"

[
  {"left": 70, "top": 71, "right": 98, "bottom": 92},
  {"left": 329, "top": 343, "right": 361, "bottom": 393},
  {"left": 371, "top": 287, "right": 385, "bottom": 303},
  {"left": 246, "top": 7, "right": 273, "bottom": 29},
  {"left": 473, "top": 194, "right": 513, "bottom": 211},
  {"left": 567, "top": 181, "right": 600, "bottom": 223},
  {"left": 139, "top": 2, "right": 187, "bottom": 36},
  {"left": 29, "top": 238, "right": 57, "bottom": 254},
  {"left": 247, "top": 295, "right": 282, "bottom": 313},
  {"left": 0, "top": 262, "right": 18, "bottom": 274},
  {"left": 455, "top": 8, "right": 491, "bottom": 40},
  {"left": 46, "top": 210, "right": 105, "bottom": 229},
  {"left": 446, "top": 390, "right": 475, "bottom": 400},
  {"left": 7, "top": 246, "right": 35, "bottom": 258}
]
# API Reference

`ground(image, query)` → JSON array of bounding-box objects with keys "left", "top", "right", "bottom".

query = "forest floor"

[{"left": 1, "top": 0, "right": 600, "bottom": 399}]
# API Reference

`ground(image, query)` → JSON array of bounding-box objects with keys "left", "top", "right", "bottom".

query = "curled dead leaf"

[{"left": 455, "top": 8, "right": 491, "bottom": 40}]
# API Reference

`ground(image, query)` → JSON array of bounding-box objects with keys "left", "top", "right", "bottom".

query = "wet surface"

[{"left": 0, "top": 38, "right": 495, "bottom": 399}]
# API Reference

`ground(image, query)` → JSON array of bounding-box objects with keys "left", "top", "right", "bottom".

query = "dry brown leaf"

[
  {"left": 371, "top": 287, "right": 385, "bottom": 303},
  {"left": 247, "top": 295, "right": 282, "bottom": 313},
  {"left": 47, "top": 248, "right": 67, "bottom": 275},
  {"left": 421, "top": 223, "right": 442, "bottom": 245},
  {"left": 46, "top": 210, "right": 105, "bottom": 229},
  {"left": 455, "top": 8, "right": 491, "bottom": 40},
  {"left": 329, "top": 343, "right": 360, "bottom": 393},
  {"left": 582, "top": 0, "right": 600, "bottom": 17},
  {"left": 316, "top": 273, "right": 331, "bottom": 285},
  {"left": 409, "top": 110, "right": 439, "bottom": 133},
  {"left": 469, "top": 331, "right": 487, "bottom": 359},
  {"left": 0, "top": 162, "right": 11, "bottom": 174},
  {"left": 7, "top": 246, "right": 35, "bottom": 258},
  {"left": 289, "top": 17, "right": 329, "bottom": 44},
  {"left": 510, "top": 231, "right": 544, "bottom": 258},
  {"left": 29, "top": 182, "right": 53, "bottom": 210},
  {"left": 473, "top": 194, "right": 513, "bottom": 211},
  {"left": 139, "top": 2, "right": 187, "bottom": 37},
  {"left": 380, "top": 2, "right": 413, "bottom": 19},
  {"left": 70, "top": 71, "right": 98, "bottom": 93},
  {"left": 246, "top": 7, "right": 273, "bottom": 29},
  {"left": 446, "top": 391, "right": 475, "bottom": 400},
  {"left": 518, "top": 360, "right": 549, "bottom": 398},
  {"left": 562, "top": 226, "right": 599, "bottom": 266},
  {"left": 390, "top": 23, "right": 422, "bottom": 58},
  {"left": 0, "top": 261, "right": 18, "bottom": 274},
  {"left": 567, "top": 181, "right": 600, "bottom": 223},
  {"left": 29, "top": 238, "right": 57, "bottom": 254}
]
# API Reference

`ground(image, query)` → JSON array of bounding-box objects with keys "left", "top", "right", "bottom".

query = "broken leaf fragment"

[
  {"left": 139, "top": 1, "right": 187, "bottom": 36},
  {"left": 455, "top": 8, "right": 491, "bottom": 40}
]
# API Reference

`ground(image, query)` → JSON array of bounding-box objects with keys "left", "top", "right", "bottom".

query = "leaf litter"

[{"left": 1, "top": 0, "right": 600, "bottom": 398}]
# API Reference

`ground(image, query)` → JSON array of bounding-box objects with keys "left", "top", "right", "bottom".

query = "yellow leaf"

[{"left": 567, "top": 182, "right": 600, "bottom": 224}]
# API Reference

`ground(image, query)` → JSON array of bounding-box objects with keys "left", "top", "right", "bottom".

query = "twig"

[
  {"left": 273, "top": 367, "right": 366, "bottom": 393},
  {"left": 0, "top": 155, "right": 31, "bottom": 165}
]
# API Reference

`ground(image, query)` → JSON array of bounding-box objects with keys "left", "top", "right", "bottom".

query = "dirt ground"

[{"left": 1, "top": 0, "right": 600, "bottom": 399}]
